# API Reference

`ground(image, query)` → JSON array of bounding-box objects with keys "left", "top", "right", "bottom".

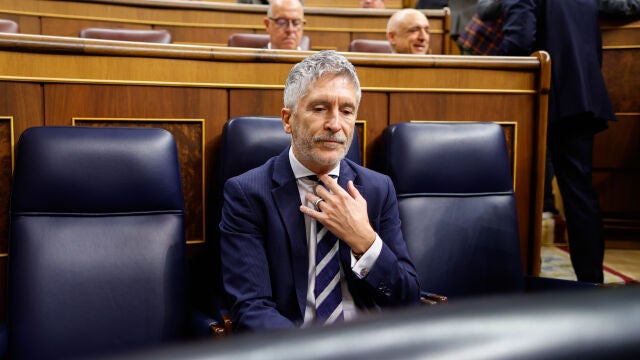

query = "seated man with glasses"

[{"left": 264, "top": 0, "right": 306, "bottom": 50}]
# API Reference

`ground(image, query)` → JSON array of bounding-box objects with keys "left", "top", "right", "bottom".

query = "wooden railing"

[{"left": 597, "top": 15, "right": 640, "bottom": 238}]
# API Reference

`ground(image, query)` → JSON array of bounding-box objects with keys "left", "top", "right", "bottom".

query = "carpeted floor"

[{"left": 540, "top": 245, "right": 637, "bottom": 284}]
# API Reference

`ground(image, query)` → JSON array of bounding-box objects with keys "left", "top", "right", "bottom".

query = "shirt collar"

[
  {"left": 289, "top": 147, "right": 340, "bottom": 180},
  {"left": 267, "top": 42, "right": 302, "bottom": 51}
]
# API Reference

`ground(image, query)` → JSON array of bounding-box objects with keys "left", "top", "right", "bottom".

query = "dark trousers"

[
  {"left": 547, "top": 117, "right": 605, "bottom": 283},
  {"left": 543, "top": 151, "right": 557, "bottom": 214}
]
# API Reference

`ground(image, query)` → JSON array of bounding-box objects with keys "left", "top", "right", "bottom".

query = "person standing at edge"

[{"left": 499, "top": 0, "right": 616, "bottom": 283}]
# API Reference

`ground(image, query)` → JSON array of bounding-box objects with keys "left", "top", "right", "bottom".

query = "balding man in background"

[
  {"left": 386, "top": 9, "right": 430, "bottom": 54},
  {"left": 264, "top": 0, "right": 305, "bottom": 50}
]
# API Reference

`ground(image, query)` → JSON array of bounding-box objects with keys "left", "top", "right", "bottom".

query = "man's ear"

[
  {"left": 282, "top": 108, "right": 293, "bottom": 134},
  {"left": 386, "top": 31, "right": 395, "bottom": 45},
  {"left": 263, "top": 17, "right": 271, "bottom": 30}
]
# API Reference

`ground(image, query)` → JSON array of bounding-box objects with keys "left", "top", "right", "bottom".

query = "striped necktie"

[
  {"left": 314, "top": 216, "right": 344, "bottom": 324},
  {"left": 307, "top": 175, "right": 344, "bottom": 324}
]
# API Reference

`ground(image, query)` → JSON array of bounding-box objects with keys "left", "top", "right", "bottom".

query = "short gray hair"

[
  {"left": 284, "top": 50, "right": 361, "bottom": 115},
  {"left": 268, "top": 0, "right": 304, "bottom": 18}
]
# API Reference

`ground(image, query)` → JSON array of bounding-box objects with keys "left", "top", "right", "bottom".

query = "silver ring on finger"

[{"left": 314, "top": 198, "right": 324, "bottom": 209}]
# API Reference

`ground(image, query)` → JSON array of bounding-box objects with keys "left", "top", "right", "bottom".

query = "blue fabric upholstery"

[
  {"left": 382, "top": 122, "right": 526, "bottom": 297},
  {"left": 8, "top": 126, "right": 187, "bottom": 359}
]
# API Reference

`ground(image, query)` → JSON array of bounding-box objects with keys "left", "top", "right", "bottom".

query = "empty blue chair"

[
  {"left": 381, "top": 122, "right": 595, "bottom": 299},
  {"left": 8, "top": 126, "right": 187, "bottom": 359},
  {"left": 220, "top": 116, "right": 361, "bottom": 182}
]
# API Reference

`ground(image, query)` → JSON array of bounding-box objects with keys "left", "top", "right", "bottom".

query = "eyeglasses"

[{"left": 268, "top": 17, "right": 306, "bottom": 29}]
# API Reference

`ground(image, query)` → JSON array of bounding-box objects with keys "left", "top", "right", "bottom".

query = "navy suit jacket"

[
  {"left": 499, "top": 0, "right": 615, "bottom": 130},
  {"left": 219, "top": 149, "right": 420, "bottom": 331}
]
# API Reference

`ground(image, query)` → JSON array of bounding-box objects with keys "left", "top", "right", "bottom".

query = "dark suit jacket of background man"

[
  {"left": 220, "top": 149, "right": 420, "bottom": 331},
  {"left": 499, "top": 0, "right": 615, "bottom": 130}
]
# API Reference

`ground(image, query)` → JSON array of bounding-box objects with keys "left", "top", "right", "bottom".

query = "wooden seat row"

[{"left": 0, "top": 0, "right": 450, "bottom": 52}]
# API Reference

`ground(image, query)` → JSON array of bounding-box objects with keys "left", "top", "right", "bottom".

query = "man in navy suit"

[
  {"left": 499, "top": 0, "right": 616, "bottom": 283},
  {"left": 219, "top": 50, "right": 420, "bottom": 331}
]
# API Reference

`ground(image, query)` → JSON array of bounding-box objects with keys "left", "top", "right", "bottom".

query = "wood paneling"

[
  {"left": 0, "top": 81, "right": 44, "bottom": 256},
  {"left": 598, "top": 17, "right": 640, "bottom": 236},
  {"left": 602, "top": 49, "right": 640, "bottom": 113},
  {"left": 230, "top": 89, "right": 283, "bottom": 118},
  {"left": 0, "top": 117, "right": 12, "bottom": 254},
  {"left": 594, "top": 114, "right": 640, "bottom": 169}
]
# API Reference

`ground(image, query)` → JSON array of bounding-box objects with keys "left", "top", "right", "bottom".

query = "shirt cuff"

[{"left": 351, "top": 233, "right": 382, "bottom": 279}]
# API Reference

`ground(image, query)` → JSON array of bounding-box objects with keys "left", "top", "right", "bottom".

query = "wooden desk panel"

[
  {"left": 598, "top": 16, "right": 640, "bottom": 236},
  {"left": 0, "top": 34, "right": 549, "bottom": 321}
]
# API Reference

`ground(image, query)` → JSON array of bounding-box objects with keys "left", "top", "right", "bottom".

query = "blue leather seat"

[
  {"left": 381, "top": 122, "right": 594, "bottom": 299},
  {"left": 219, "top": 116, "right": 361, "bottom": 183},
  {"left": 8, "top": 127, "right": 187, "bottom": 359}
]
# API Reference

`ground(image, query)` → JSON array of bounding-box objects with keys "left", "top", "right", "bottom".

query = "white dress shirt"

[{"left": 288, "top": 148, "right": 383, "bottom": 325}]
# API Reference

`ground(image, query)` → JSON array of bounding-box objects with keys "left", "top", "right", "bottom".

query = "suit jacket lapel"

[
  {"left": 271, "top": 156, "right": 367, "bottom": 317},
  {"left": 271, "top": 150, "right": 308, "bottom": 318}
]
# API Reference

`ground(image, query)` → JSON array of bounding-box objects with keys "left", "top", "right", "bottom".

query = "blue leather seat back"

[
  {"left": 9, "top": 126, "right": 186, "bottom": 359},
  {"left": 220, "top": 116, "right": 361, "bottom": 183},
  {"left": 202, "top": 116, "right": 362, "bottom": 320},
  {"left": 382, "top": 122, "right": 524, "bottom": 297}
]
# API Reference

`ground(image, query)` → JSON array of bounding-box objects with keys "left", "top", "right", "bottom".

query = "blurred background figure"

[
  {"left": 386, "top": 9, "right": 430, "bottom": 54},
  {"left": 416, "top": 1, "right": 475, "bottom": 54},
  {"left": 264, "top": 0, "right": 305, "bottom": 50},
  {"left": 415, "top": 0, "right": 448, "bottom": 8}
]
